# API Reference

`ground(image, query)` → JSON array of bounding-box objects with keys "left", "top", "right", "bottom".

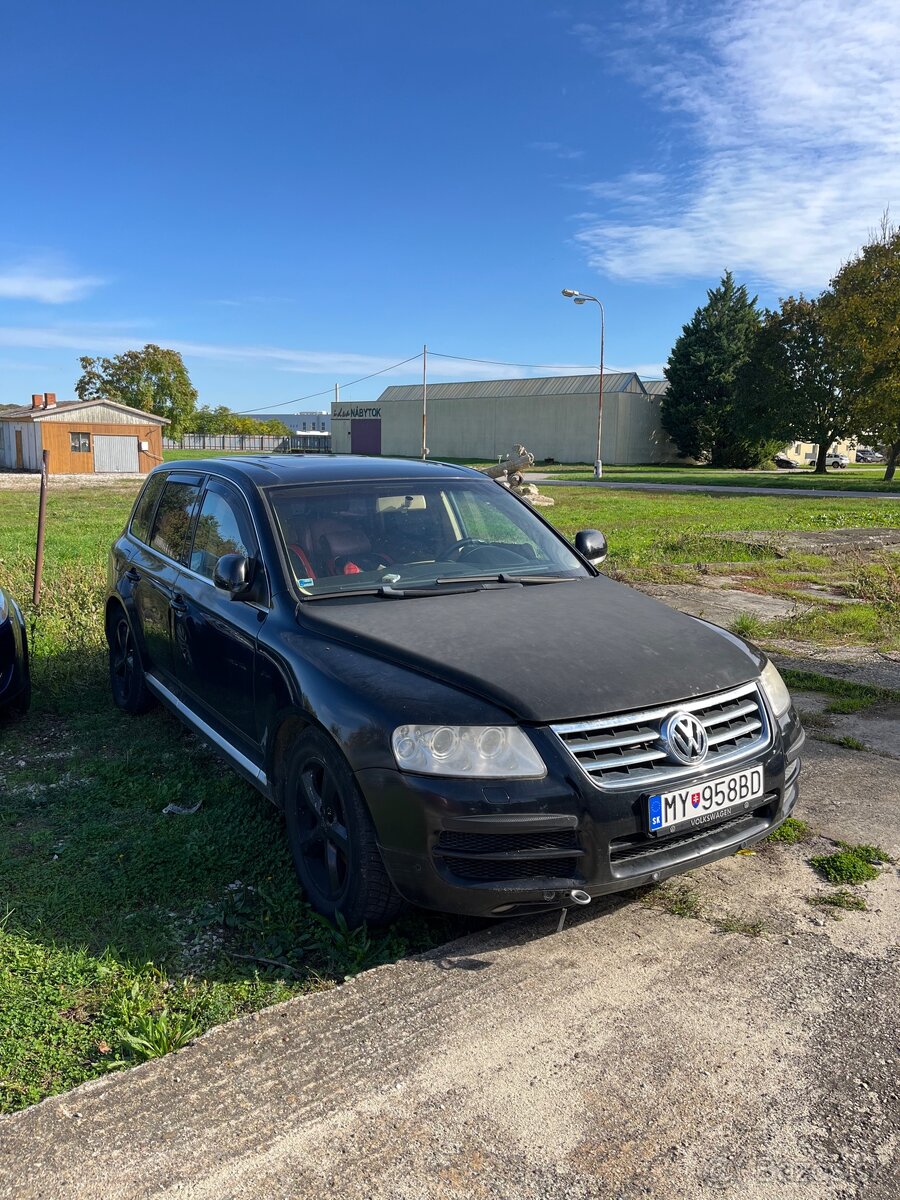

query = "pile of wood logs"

[{"left": 479, "top": 445, "right": 555, "bottom": 506}]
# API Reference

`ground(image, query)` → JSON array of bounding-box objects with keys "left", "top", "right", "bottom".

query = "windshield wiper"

[
  {"left": 433, "top": 573, "right": 576, "bottom": 586},
  {"left": 301, "top": 582, "right": 499, "bottom": 601}
]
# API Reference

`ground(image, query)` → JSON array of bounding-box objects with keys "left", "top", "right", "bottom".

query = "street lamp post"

[{"left": 561, "top": 288, "right": 605, "bottom": 479}]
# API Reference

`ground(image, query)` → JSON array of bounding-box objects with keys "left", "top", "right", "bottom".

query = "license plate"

[{"left": 648, "top": 766, "right": 764, "bottom": 834}]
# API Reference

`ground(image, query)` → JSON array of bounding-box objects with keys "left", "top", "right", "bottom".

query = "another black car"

[
  {"left": 107, "top": 457, "right": 804, "bottom": 925},
  {"left": 773, "top": 452, "right": 798, "bottom": 469},
  {"left": 0, "top": 586, "right": 31, "bottom": 719}
]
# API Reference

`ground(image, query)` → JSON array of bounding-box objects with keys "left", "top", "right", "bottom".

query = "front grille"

[
  {"left": 433, "top": 828, "right": 584, "bottom": 883},
  {"left": 550, "top": 681, "right": 770, "bottom": 792}
]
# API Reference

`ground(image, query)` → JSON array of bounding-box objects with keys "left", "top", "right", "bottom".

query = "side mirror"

[
  {"left": 575, "top": 529, "right": 608, "bottom": 565},
  {"left": 213, "top": 553, "right": 253, "bottom": 597}
]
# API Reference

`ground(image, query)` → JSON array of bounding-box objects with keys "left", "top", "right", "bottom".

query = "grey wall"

[
  {"left": 331, "top": 391, "right": 680, "bottom": 463},
  {"left": 0, "top": 421, "right": 42, "bottom": 470}
]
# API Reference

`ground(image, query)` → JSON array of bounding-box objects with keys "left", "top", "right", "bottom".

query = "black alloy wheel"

[
  {"left": 284, "top": 728, "right": 403, "bottom": 927},
  {"left": 108, "top": 612, "right": 153, "bottom": 714}
]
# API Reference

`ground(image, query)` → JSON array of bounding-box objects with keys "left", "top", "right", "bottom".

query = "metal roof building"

[
  {"left": 1, "top": 393, "right": 168, "bottom": 474},
  {"left": 331, "top": 373, "right": 680, "bottom": 463}
]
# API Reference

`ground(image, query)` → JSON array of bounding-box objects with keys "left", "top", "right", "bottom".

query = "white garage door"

[{"left": 93, "top": 434, "right": 140, "bottom": 473}]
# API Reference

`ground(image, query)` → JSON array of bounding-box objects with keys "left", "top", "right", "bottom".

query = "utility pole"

[{"left": 421, "top": 344, "right": 428, "bottom": 459}]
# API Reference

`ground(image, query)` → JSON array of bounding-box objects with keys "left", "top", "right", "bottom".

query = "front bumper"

[{"left": 358, "top": 705, "right": 806, "bottom": 918}]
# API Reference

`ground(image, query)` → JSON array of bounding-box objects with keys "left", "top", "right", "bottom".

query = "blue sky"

[{"left": 2, "top": 0, "right": 897, "bottom": 411}]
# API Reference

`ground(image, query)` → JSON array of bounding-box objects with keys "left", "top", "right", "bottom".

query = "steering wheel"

[{"left": 436, "top": 537, "right": 490, "bottom": 561}]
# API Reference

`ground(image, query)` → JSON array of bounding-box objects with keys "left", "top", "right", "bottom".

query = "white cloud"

[
  {"left": 0, "top": 261, "right": 105, "bottom": 303},
  {"left": 0, "top": 324, "right": 606, "bottom": 381},
  {"left": 572, "top": 0, "right": 900, "bottom": 291},
  {"left": 531, "top": 140, "right": 585, "bottom": 161}
]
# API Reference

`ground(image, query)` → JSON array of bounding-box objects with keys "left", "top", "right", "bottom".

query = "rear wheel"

[
  {"left": 108, "top": 610, "right": 154, "bottom": 714},
  {"left": 283, "top": 728, "right": 403, "bottom": 927}
]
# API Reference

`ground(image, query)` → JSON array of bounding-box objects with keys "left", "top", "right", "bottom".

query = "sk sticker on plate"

[{"left": 649, "top": 794, "right": 663, "bottom": 831}]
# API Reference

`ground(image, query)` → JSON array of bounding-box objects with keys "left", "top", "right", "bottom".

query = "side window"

[
  {"left": 149, "top": 481, "right": 202, "bottom": 561},
  {"left": 69, "top": 432, "right": 91, "bottom": 453},
  {"left": 189, "top": 486, "right": 253, "bottom": 579},
  {"left": 130, "top": 473, "right": 166, "bottom": 545}
]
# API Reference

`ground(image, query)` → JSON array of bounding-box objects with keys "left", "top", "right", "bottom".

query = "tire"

[
  {"left": 108, "top": 609, "right": 154, "bottom": 714},
  {"left": 283, "top": 727, "right": 403, "bottom": 927}
]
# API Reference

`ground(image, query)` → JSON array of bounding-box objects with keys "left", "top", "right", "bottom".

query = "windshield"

[{"left": 268, "top": 477, "right": 588, "bottom": 597}]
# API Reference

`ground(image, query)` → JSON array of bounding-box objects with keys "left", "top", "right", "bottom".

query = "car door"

[
  {"left": 129, "top": 473, "right": 203, "bottom": 688},
  {"left": 172, "top": 477, "right": 265, "bottom": 760}
]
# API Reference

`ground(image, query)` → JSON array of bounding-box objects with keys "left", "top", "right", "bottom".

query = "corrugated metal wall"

[
  {"left": 331, "top": 390, "right": 681, "bottom": 463},
  {"left": 0, "top": 421, "right": 42, "bottom": 470}
]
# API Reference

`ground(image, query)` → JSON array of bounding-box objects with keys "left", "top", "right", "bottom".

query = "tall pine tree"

[{"left": 663, "top": 272, "right": 775, "bottom": 467}]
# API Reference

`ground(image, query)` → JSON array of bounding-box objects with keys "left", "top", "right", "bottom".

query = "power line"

[
  {"left": 228, "top": 352, "right": 423, "bottom": 414},
  {"left": 430, "top": 350, "right": 601, "bottom": 373}
]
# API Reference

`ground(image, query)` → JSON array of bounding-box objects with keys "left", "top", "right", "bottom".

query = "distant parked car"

[
  {"left": 826, "top": 452, "right": 850, "bottom": 469},
  {"left": 855, "top": 448, "right": 883, "bottom": 464},
  {"left": 773, "top": 452, "right": 798, "bottom": 469},
  {"left": 0, "top": 586, "right": 30, "bottom": 719}
]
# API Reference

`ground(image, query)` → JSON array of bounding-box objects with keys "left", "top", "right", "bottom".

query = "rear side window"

[
  {"left": 130, "top": 474, "right": 166, "bottom": 544},
  {"left": 149, "top": 481, "right": 201, "bottom": 561}
]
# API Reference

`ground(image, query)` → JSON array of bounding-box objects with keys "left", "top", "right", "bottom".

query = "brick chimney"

[
  {"left": 31, "top": 393, "right": 42, "bottom": 409},
  {"left": 43, "top": 392, "right": 57, "bottom": 408}
]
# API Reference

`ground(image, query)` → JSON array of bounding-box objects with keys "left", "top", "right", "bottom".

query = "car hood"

[{"left": 299, "top": 576, "right": 763, "bottom": 723}]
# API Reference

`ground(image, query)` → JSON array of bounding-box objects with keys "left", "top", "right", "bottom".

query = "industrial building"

[
  {"left": 330, "top": 373, "right": 679, "bottom": 463},
  {"left": 0, "top": 393, "right": 167, "bottom": 474}
]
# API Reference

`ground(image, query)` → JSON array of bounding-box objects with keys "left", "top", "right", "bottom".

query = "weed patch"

[
  {"left": 731, "top": 612, "right": 766, "bottom": 639},
  {"left": 641, "top": 881, "right": 703, "bottom": 919},
  {"left": 809, "top": 842, "right": 890, "bottom": 885},
  {"left": 767, "top": 817, "right": 811, "bottom": 844},
  {"left": 713, "top": 913, "right": 766, "bottom": 937},
  {"left": 807, "top": 890, "right": 868, "bottom": 912}
]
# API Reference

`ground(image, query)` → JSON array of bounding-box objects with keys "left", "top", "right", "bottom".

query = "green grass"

[
  {"left": 0, "top": 482, "right": 468, "bottom": 1111},
  {"left": 767, "top": 817, "right": 811, "bottom": 844},
  {"left": 780, "top": 669, "right": 900, "bottom": 714},
  {"left": 809, "top": 842, "right": 891, "bottom": 886},
  {"left": 548, "top": 463, "right": 900, "bottom": 494},
  {"left": 1, "top": 480, "right": 896, "bottom": 1111},
  {"left": 162, "top": 449, "right": 270, "bottom": 461},
  {"left": 730, "top": 612, "right": 766, "bottom": 639}
]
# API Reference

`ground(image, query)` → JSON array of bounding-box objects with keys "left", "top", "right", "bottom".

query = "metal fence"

[{"left": 164, "top": 433, "right": 332, "bottom": 453}]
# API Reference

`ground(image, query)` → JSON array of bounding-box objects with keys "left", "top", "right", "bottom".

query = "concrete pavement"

[{"left": 3, "top": 736, "right": 898, "bottom": 1200}]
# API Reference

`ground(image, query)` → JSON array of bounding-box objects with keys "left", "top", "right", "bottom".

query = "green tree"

[
  {"left": 75, "top": 345, "right": 198, "bottom": 437},
  {"left": 663, "top": 271, "right": 775, "bottom": 466},
  {"left": 740, "top": 294, "right": 859, "bottom": 473},
  {"left": 824, "top": 216, "right": 900, "bottom": 480}
]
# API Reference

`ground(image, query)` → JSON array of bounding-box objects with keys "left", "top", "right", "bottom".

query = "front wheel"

[
  {"left": 108, "top": 610, "right": 154, "bottom": 714},
  {"left": 283, "top": 728, "right": 403, "bottom": 927}
]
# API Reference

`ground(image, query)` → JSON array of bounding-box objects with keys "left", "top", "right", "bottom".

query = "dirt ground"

[{"left": 2, "top": 725, "right": 898, "bottom": 1200}]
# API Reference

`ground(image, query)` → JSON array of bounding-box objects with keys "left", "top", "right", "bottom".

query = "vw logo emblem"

[{"left": 661, "top": 711, "right": 709, "bottom": 765}]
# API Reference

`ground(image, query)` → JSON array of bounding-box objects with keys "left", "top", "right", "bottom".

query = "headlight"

[
  {"left": 759, "top": 659, "right": 791, "bottom": 717},
  {"left": 391, "top": 724, "right": 546, "bottom": 778}
]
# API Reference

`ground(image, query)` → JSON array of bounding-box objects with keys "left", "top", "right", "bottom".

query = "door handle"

[{"left": 125, "top": 567, "right": 140, "bottom": 582}]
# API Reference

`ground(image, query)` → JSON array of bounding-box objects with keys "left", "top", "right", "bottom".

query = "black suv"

[{"left": 107, "top": 456, "right": 804, "bottom": 924}]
